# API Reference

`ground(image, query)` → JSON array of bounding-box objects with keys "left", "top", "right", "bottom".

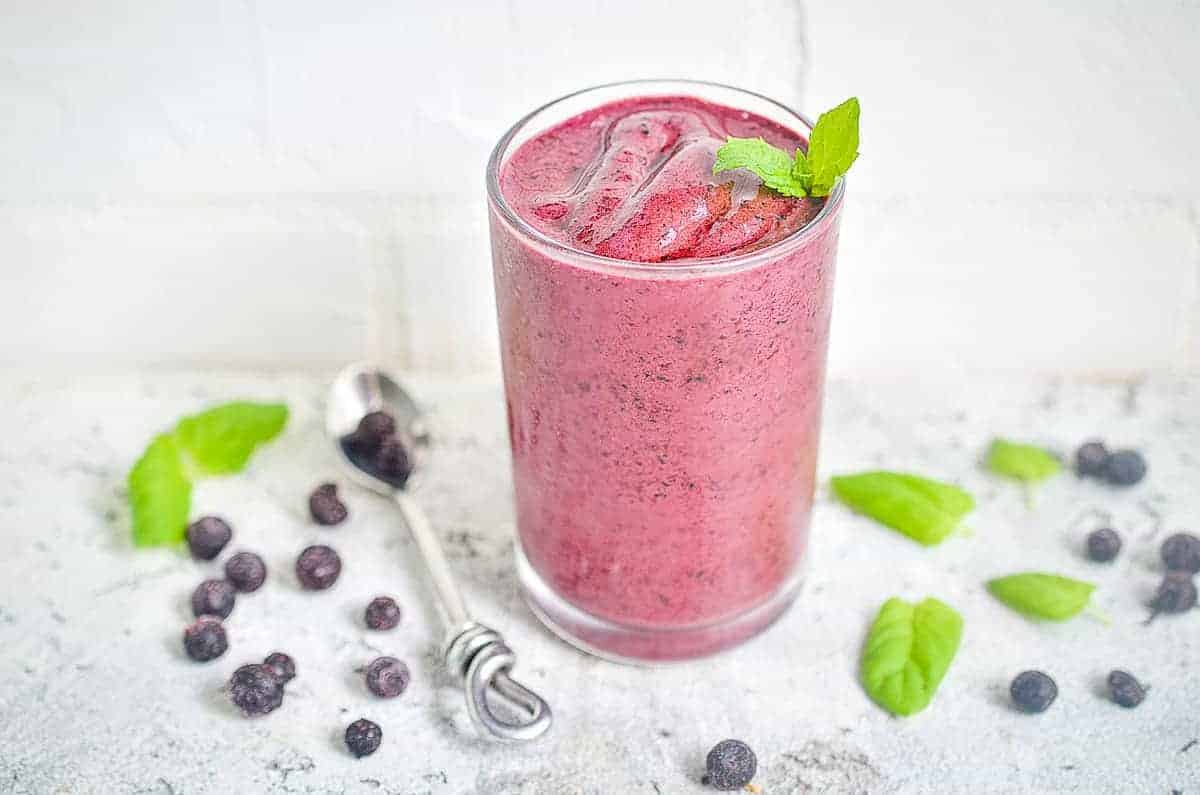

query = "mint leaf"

[
  {"left": 861, "top": 596, "right": 963, "bottom": 717},
  {"left": 175, "top": 401, "right": 289, "bottom": 475},
  {"left": 986, "top": 438, "right": 1061, "bottom": 483},
  {"left": 831, "top": 471, "right": 975, "bottom": 546},
  {"left": 987, "top": 572, "right": 1096, "bottom": 621},
  {"left": 712, "top": 137, "right": 807, "bottom": 197},
  {"left": 128, "top": 433, "right": 192, "bottom": 547},
  {"left": 806, "top": 97, "right": 860, "bottom": 196}
]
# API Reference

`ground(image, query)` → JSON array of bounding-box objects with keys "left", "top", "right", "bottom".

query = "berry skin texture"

[
  {"left": 1161, "top": 533, "right": 1200, "bottom": 574},
  {"left": 1085, "top": 528, "right": 1122, "bottom": 563},
  {"left": 1074, "top": 440, "right": 1109, "bottom": 478},
  {"left": 191, "top": 579, "right": 236, "bottom": 619},
  {"left": 295, "top": 545, "right": 342, "bottom": 590},
  {"left": 183, "top": 616, "right": 228, "bottom": 662},
  {"left": 228, "top": 664, "right": 284, "bottom": 716},
  {"left": 345, "top": 718, "right": 383, "bottom": 758},
  {"left": 703, "top": 739, "right": 757, "bottom": 790},
  {"left": 364, "top": 596, "right": 402, "bottom": 631},
  {"left": 1107, "top": 670, "right": 1147, "bottom": 708},
  {"left": 351, "top": 412, "right": 396, "bottom": 452},
  {"left": 1148, "top": 571, "right": 1197, "bottom": 618},
  {"left": 263, "top": 652, "right": 296, "bottom": 684},
  {"left": 186, "top": 516, "right": 232, "bottom": 560},
  {"left": 365, "top": 656, "right": 411, "bottom": 698},
  {"left": 1103, "top": 449, "right": 1147, "bottom": 486},
  {"left": 309, "top": 483, "right": 349, "bottom": 526},
  {"left": 224, "top": 551, "right": 267, "bottom": 592},
  {"left": 1010, "top": 670, "right": 1057, "bottom": 713},
  {"left": 373, "top": 437, "right": 413, "bottom": 488}
]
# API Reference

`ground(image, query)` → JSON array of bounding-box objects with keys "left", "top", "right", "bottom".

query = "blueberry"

[
  {"left": 373, "top": 437, "right": 412, "bottom": 488},
  {"left": 263, "top": 652, "right": 296, "bottom": 684},
  {"left": 364, "top": 656, "right": 410, "bottom": 698},
  {"left": 224, "top": 551, "right": 267, "bottom": 592},
  {"left": 228, "top": 663, "right": 284, "bottom": 716},
  {"left": 182, "top": 616, "right": 228, "bottom": 662},
  {"left": 309, "top": 483, "right": 348, "bottom": 526},
  {"left": 1103, "top": 449, "right": 1147, "bottom": 486},
  {"left": 1010, "top": 670, "right": 1057, "bottom": 713},
  {"left": 1161, "top": 533, "right": 1200, "bottom": 574},
  {"left": 1074, "top": 440, "right": 1109, "bottom": 478},
  {"left": 344, "top": 718, "right": 383, "bottom": 758},
  {"left": 364, "top": 596, "right": 402, "bottom": 631},
  {"left": 703, "top": 739, "right": 757, "bottom": 790},
  {"left": 296, "top": 545, "right": 342, "bottom": 590},
  {"left": 350, "top": 412, "right": 396, "bottom": 452},
  {"left": 1085, "top": 528, "right": 1122, "bottom": 563},
  {"left": 1148, "top": 571, "right": 1197, "bottom": 620},
  {"left": 186, "top": 516, "right": 232, "bottom": 561},
  {"left": 191, "top": 579, "right": 236, "bottom": 619},
  {"left": 1107, "top": 670, "right": 1147, "bottom": 708}
]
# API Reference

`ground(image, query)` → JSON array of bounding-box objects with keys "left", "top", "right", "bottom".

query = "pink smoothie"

[{"left": 490, "top": 94, "right": 840, "bottom": 656}]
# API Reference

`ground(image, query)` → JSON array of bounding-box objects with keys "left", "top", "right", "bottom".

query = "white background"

[{"left": 2, "top": 0, "right": 1198, "bottom": 376}]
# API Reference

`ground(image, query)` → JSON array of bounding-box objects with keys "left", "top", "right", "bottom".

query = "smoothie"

[{"left": 488, "top": 86, "right": 842, "bottom": 660}]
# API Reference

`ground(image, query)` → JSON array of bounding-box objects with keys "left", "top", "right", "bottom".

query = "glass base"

[{"left": 515, "top": 543, "right": 804, "bottom": 664}]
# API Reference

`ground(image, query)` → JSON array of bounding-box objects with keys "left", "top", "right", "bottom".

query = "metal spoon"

[{"left": 326, "top": 362, "right": 552, "bottom": 742}]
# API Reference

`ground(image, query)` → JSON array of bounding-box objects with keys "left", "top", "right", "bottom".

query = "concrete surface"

[{"left": 0, "top": 371, "right": 1197, "bottom": 794}]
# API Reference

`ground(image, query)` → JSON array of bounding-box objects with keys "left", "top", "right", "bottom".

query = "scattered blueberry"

[
  {"left": 1148, "top": 571, "right": 1197, "bottom": 620},
  {"left": 373, "top": 437, "right": 413, "bottom": 488},
  {"left": 1161, "top": 533, "right": 1200, "bottom": 574},
  {"left": 364, "top": 596, "right": 402, "bottom": 631},
  {"left": 296, "top": 545, "right": 342, "bottom": 590},
  {"left": 1074, "top": 440, "right": 1110, "bottom": 478},
  {"left": 703, "top": 739, "right": 757, "bottom": 791},
  {"left": 1010, "top": 670, "right": 1057, "bottom": 713},
  {"left": 1107, "top": 670, "right": 1147, "bottom": 708},
  {"left": 186, "top": 516, "right": 232, "bottom": 561},
  {"left": 182, "top": 616, "right": 228, "bottom": 662},
  {"left": 364, "top": 656, "right": 411, "bottom": 699},
  {"left": 191, "top": 579, "right": 236, "bottom": 619},
  {"left": 263, "top": 652, "right": 296, "bottom": 684},
  {"left": 228, "top": 663, "right": 284, "bottom": 716},
  {"left": 309, "top": 483, "right": 349, "bottom": 526},
  {"left": 1103, "top": 449, "right": 1147, "bottom": 486},
  {"left": 224, "top": 551, "right": 267, "bottom": 593},
  {"left": 1085, "top": 528, "right": 1122, "bottom": 563},
  {"left": 344, "top": 718, "right": 383, "bottom": 758}
]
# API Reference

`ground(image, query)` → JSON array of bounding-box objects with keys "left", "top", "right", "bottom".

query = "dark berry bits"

[
  {"left": 186, "top": 516, "right": 232, "bottom": 560},
  {"left": 309, "top": 483, "right": 349, "bottom": 526},
  {"left": 263, "top": 652, "right": 296, "bottom": 684},
  {"left": 296, "top": 545, "right": 342, "bottom": 590},
  {"left": 345, "top": 718, "right": 383, "bottom": 758},
  {"left": 1074, "top": 440, "right": 1109, "bottom": 478},
  {"left": 1148, "top": 571, "right": 1197, "bottom": 619},
  {"left": 224, "top": 551, "right": 267, "bottom": 592},
  {"left": 373, "top": 437, "right": 413, "bottom": 488},
  {"left": 349, "top": 411, "right": 396, "bottom": 453},
  {"left": 364, "top": 596, "right": 402, "bottom": 631},
  {"left": 1107, "top": 670, "right": 1147, "bottom": 708},
  {"left": 182, "top": 616, "right": 228, "bottom": 662},
  {"left": 339, "top": 410, "right": 413, "bottom": 489},
  {"left": 703, "top": 739, "right": 757, "bottom": 791},
  {"left": 228, "top": 663, "right": 284, "bottom": 716},
  {"left": 191, "top": 579, "right": 236, "bottom": 619},
  {"left": 1010, "top": 670, "right": 1057, "bottom": 713},
  {"left": 1103, "top": 449, "right": 1147, "bottom": 486},
  {"left": 365, "top": 656, "right": 411, "bottom": 698},
  {"left": 1085, "top": 528, "right": 1122, "bottom": 563},
  {"left": 1161, "top": 533, "right": 1200, "bottom": 574}
]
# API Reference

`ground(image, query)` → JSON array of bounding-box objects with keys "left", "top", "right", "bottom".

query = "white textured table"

[{"left": 1, "top": 371, "right": 1196, "bottom": 794}]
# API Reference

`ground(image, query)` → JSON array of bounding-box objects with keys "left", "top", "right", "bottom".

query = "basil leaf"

[
  {"left": 987, "top": 572, "right": 1095, "bottom": 621},
  {"left": 861, "top": 597, "right": 963, "bottom": 717},
  {"left": 831, "top": 471, "right": 975, "bottom": 546},
  {"left": 175, "top": 401, "right": 289, "bottom": 475},
  {"left": 986, "top": 439, "right": 1061, "bottom": 483},
  {"left": 128, "top": 433, "right": 192, "bottom": 547}
]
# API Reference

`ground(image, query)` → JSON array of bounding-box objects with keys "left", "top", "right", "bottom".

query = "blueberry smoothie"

[{"left": 487, "top": 83, "right": 843, "bottom": 660}]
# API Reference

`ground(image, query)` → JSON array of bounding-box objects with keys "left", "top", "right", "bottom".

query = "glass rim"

[{"left": 485, "top": 78, "right": 846, "bottom": 276}]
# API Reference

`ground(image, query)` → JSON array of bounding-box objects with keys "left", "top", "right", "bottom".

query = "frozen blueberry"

[
  {"left": 1085, "top": 528, "right": 1122, "bottom": 563},
  {"left": 186, "top": 516, "right": 232, "bottom": 561},
  {"left": 365, "top": 656, "right": 410, "bottom": 698},
  {"left": 182, "top": 616, "right": 228, "bottom": 662},
  {"left": 309, "top": 483, "right": 348, "bottom": 526},
  {"left": 228, "top": 663, "right": 284, "bottom": 717},
  {"left": 1107, "top": 670, "right": 1147, "bottom": 708},
  {"left": 703, "top": 739, "right": 757, "bottom": 790},
  {"left": 224, "top": 551, "right": 267, "bottom": 592},
  {"left": 364, "top": 596, "right": 402, "bottom": 631},
  {"left": 263, "top": 652, "right": 296, "bottom": 684},
  {"left": 1148, "top": 571, "right": 1197, "bottom": 619},
  {"left": 1074, "top": 440, "right": 1109, "bottom": 478},
  {"left": 1010, "top": 670, "right": 1057, "bottom": 713},
  {"left": 1103, "top": 449, "right": 1147, "bottom": 486},
  {"left": 1161, "top": 533, "right": 1200, "bottom": 574},
  {"left": 296, "top": 545, "right": 342, "bottom": 590},
  {"left": 191, "top": 579, "right": 236, "bottom": 619},
  {"left": 373, "top": 436, "right": 413, "bottom": 488},
  {"left": 348, "top": 412, "right": 396, "bottom": 453},
  {"left": 344, "top": 718, "right": 383, "bottom": 758}
]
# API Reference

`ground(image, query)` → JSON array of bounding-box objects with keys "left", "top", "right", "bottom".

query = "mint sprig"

[
  {"left": 861, "top": 596, "right": 963, "bottom": 717},
  {"left": 985, "top": 438, "right": 1061, "bottom": 483},
  {"left": 831, "top": 470, "right": 975, "bottom": 546},
  {"left": 713, "top": 96, "right": 860, "bottom": 198},
  {"left": 128, "top": 434, "right": 192, "bottom": 547},
  {"left": 176, "top": 402, "right": 289, "bottom": 475},
  {"left": 987, "top": 572, "right": 1096, "bottom": 621}
]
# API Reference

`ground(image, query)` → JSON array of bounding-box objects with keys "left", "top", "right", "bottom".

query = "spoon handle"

[{"left": 392, "top": 491, "right": 470, "bottom": 628}]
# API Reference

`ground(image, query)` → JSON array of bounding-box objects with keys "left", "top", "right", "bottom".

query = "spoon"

[{"left": 326, "top": 362, "right": 552, "bottom": 742}]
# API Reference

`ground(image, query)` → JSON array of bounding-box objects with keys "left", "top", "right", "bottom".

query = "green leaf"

[
  {"left": 806, "top": 97, "right": 860, "bottom": 196},
  {"left": 712, "top": 137, "right": 807, "bottom": 197},
  {"left": 831, "top": 471, "right": 975, "bottom": 546},
  {"left": 987, "top": 572, "right": 1096, "bottom": 621},
  {"left": 128, "top": 433, "right": 192, "bottom": 547},
  {"left": 861, "top": 597, "right": 963, "bottom": 717},
  {"left": 986, "top": 438, "right": 1061, "bottom": 483},
  {"left": 175, "top": 401, "right": 289, "bottom": 475}
]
